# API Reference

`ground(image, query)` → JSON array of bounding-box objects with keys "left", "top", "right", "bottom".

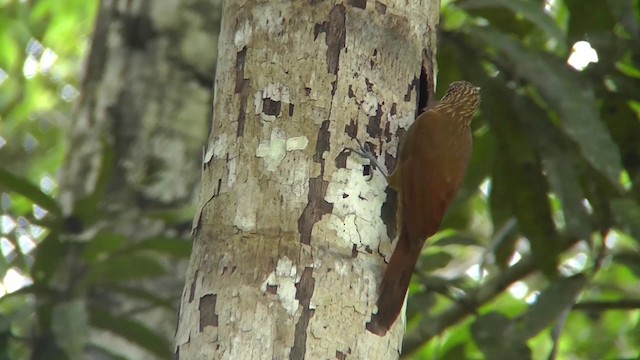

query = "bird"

[{"left": 355, "top": 81, "right": 481, "bottom": 336}]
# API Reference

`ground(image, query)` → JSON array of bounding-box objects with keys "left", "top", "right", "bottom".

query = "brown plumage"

[{"left": 366, "top": 81, "right": 481, "bottom": 336}]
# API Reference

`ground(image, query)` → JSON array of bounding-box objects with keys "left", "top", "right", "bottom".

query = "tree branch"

[{"left": 402, "top": 236, "right": 581, "bottom": 356}]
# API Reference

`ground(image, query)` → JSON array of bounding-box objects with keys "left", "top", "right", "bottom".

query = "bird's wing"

[{"left": 400, "top": 155, "right": 453, "bottom": 251}]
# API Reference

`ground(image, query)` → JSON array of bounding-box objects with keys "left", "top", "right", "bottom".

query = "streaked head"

[{"left": 439, "top": 81, "right": 481, "bottom": 121}]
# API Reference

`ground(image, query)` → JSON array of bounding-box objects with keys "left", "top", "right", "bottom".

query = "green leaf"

[
  {"left": 421, "top": 251, "right": 454, "bottom": 272},
  {"left": 51, "top": 299, "right": 89, "bottom": 359},
  {"left": 84, "top": 254, "right": 166, "bottom": 285},
  {"left": 518, "top": 274, "right": 586, "bottom": 339},
  {"left": 106, "top": 284, "right": 177, "bottom": 310},
  {"left": 460, "top": 0, "right": 566, "bottom": 45},
  {"left": 0, "top": 168, "right": 61, "bottom": 216},
  {"left": 512, "top": 94, "right": 591, "bottom": 239},
  {"left": 434, "top": 234, "right": 481, "bottom": 247},
  {"left": 471, "top": 28, "right": 624, "bottom": 189},
  {"left": 610, "top": 199, "right": 640, "bottom": 242},
  {"left": 471, "top": 312, "right": 531, "bottom": 360},
  {"left": 89, "top": 309, "right": 172, "bottom": 359},
  {"left": 32, "top": 231, "right": 67, "bottom": 282}
]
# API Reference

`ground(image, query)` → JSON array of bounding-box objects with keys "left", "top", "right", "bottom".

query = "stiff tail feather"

[{"left": 366, "top": 226, "right": 421, "bottom": 336}]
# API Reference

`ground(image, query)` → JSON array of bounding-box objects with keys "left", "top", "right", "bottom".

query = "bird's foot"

[{"left": 345, "top": 139, "right": 389, "bottom": 179}]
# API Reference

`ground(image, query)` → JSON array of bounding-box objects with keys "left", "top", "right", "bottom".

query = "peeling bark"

[{"left": 177, "top": 1, "right": 439, "bottom": 358}]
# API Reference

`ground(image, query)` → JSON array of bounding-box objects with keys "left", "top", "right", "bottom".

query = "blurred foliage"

[
  {"left": 0, "top": 0, "right": 190, "bottom": 359},
  {"left": 1, "top": 0, "right": 639, "bottom": 359},
  {"left": 403, "top": 0, "right": 640, "bottom": 359}
]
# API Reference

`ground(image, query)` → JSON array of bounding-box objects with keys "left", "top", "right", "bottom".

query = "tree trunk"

[
  {"left": 59, "top": 0, "right": 220, "bottom": 358},
  {"left": 176, "top": 1, "right": 439, "bottom": 358}
]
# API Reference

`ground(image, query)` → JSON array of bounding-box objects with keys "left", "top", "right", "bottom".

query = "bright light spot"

[
  {"left": 479, "top": 178, "right": 491, "bottom": 197},
  {"left": 0, "top": 286, "right": 5, "bottom": 298},
  {"left": 0, "top": 136, "right": 6, "bottom": 149},
  {"left": 1, "top": 215, "right": 16, "bottom": 234},
  {"left": 604, "top": 231, "right": 619, "bottom": 248},
  {"left": 581, "top": 198, "right": 593, "bottom": 214},
  {"left": 544, "top": 0, "right": 557, "bottom": 14},
  {"left": 33, "top": 205, "right": 48, "bottom": 220},
  {"left": 567, "top": 41, "right": 599, "bottom": 70},
  {"left": 30, "top": 224, "right": 45, "bottom": 238},
  {"left": 0, "top": 68, "right": 8, "bottom": 85},
  {"left": 40, "top": 48, "right": 57, "bottom": 73},
  {"left": 0, "top": 237, "right": 16, "bottom": 261},
  {"left": 562, "top": 253, "right": 587, "bottom": 274},
  {"left": 61, "top": 84, "right": 79, "bottom": 102},
  {"left": 509, "top": 251, "right": 522, "bottom": 266},
  {"left": 509, "top": 281, "right": 529, "bottom": 299},
  {"left": 23, "top": 55, "right": 39, "bottom": 79},
  {"left": 26, "top": 38, "right": 44, "bottom": 57},
  {"left": 3, "top": 267, "right": 32, "bottom": 293},
  {"left": 40, "top": 176, "right": 56, "bottom": 194},
  {"left": 465, "top": 264, "right": 488, "bottom": 281},
  {"left": 17, "top": 234, "right": 36, "bottom": 254},
  {"left": 525, "top": 291, "right": 539, "bottom": 304}
]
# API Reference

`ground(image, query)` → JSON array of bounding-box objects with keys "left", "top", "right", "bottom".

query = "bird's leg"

[{"left": 346, "top": 139, "right": 389, "bottom": 179}]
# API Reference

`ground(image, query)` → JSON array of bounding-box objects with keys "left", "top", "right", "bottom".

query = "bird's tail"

[{"left": 366, "top": 225, "right": 421, "bottom": 336}]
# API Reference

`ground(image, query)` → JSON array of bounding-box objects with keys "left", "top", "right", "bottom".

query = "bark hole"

[
  {"left": 336, "top": 350, "right": 346, "bottom": 360},
  {"left": 198, "top": 294, "right": 219, "bottom": 330},
  {"left": 374, "top": 1, "right": 387, "bottom": 14},
  {"left": 419, "top": 48, "right": 435, "bottom": 113}
]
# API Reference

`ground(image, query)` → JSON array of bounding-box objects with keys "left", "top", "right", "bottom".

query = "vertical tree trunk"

[
  {"left": 176, "top": 1, "right": 439, "bottom": 358},
  {"left": 59, "top": 0, "right": 220, "bottom": 358}
]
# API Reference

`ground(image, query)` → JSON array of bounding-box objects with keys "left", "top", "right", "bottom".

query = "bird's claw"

[{"left": 345, "top": 139, "right": 389, "bottom": 179}]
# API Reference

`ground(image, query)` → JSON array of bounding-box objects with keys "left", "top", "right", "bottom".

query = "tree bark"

[
  {"left": 59, "top": 0, "right": 220, "bottom": 358},
  {"left": 176, "top": 1, "right": 439, "bottom": 358}
]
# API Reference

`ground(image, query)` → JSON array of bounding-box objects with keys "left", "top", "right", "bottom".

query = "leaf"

[
  {"left": 434, "top": 234, "right": 481, "bottom": 247},
  {"left": 460, "top": 0, "right": 566, "bottom": 44},
  {"left": 421, "top": 252, "right": 454, "bottom": 272},
  {"left": 82, "top": 232, "right": 127, "bottom": 261},
  {"left": 471, "top": 312, "right": 531, "bottom": 360},
  {"left": 606, "top": 0, "right": 639, "bottom": 36},
  {"left": 32, "top": 231, "right": 67, "bottom": 282},
  {"left": 106, "top": 284, "right": 177, "bottom": 310},
  {"left": 512, "top": 94, "right": 591, "bottom": 239},
  {"left": 0, "top": 168, "right": 61, "bottom": 216},
  {"left": 610, "top": 199, "right": 640, "bottom": 242},
  {"left": 471, "top": 28, "right": 624, "bottom": 189},
  {"left": 51, "top": 299, "right": 89, "bottom": 359},
  {"left": 518, "top": 274, "right": 586, "bottom": 339},
  {"left": 84, "top": 254, "right": 166, "bottom": 285},
  {"left": 119, "top": 237, "right": 192, "bottom": 258},
  {"left": 89, "top": 309, "right": 172, "bottom": 359}
]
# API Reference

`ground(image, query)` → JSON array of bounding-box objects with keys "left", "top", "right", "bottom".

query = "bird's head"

[{"left": 440, "top": 81, "right": 481, "bottom": 121}]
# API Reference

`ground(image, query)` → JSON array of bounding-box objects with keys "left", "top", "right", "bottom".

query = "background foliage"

[{"left": 0, "top": 0, "right": 638, "bottom": 359}]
